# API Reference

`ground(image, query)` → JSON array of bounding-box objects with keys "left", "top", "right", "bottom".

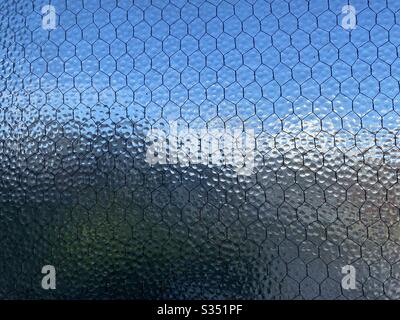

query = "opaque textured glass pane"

[{"left": 1, "top": 0, "right": 400, "bottom": 299}]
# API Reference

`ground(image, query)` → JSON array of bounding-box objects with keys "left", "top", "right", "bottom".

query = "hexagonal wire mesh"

[{"left": 1, "top": 0, "right": 400, "bottom": 299}]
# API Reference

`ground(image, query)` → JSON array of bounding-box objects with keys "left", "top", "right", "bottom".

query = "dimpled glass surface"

[{"left": 1, "top": 0, "right": 400, "bottom": 299}]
